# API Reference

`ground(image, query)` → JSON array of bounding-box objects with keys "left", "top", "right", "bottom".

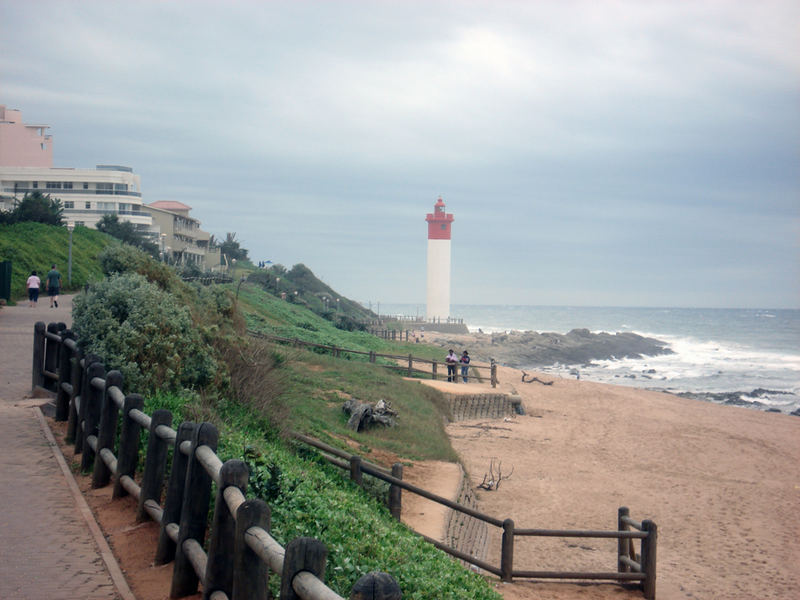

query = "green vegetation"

[
  {"left": 0, "top": 191, "right": 64, "bottom": 225},
  {"left": 0, "top": 221, "right": 112, "bottom": 299},
  {"left": 95, "top": 213, "right": 159, "bottom": 257},
  {"left": 39, "top": 232, "right": 500, "bottom": 599}
]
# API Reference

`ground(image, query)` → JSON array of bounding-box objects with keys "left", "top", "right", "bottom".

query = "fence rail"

[
  {"left": 33, "top": 321, "right": 401, "bottom": 600},
  {"left": 293, "top": 433, "right": 658, "bottom": 599},
  {"left": 247, "top": 330, "right": 498, "bottom": 388}
]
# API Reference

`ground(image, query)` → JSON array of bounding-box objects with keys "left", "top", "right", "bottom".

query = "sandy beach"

[{"left": 413, "top": 356, "right": 800, "bottom": 600}]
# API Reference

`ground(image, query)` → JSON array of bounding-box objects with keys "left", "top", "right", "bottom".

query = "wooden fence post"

[
  {"left": 232, "top": 499, "right": 271, "bottom": 600},
  {"left": 641, "top": 520, "right": 657, "bottom": 600},
  {"left": 43, "top": 322, "right": 64, "bottom": 392},
  {"left": 32, "top": 321, "right": 46, "bottom": 392},
  {"left": 113, "top": 393, "right": 145, "bottom": 499},
  {"left": 369, "top": 351, "right": 376, "bottom": 363},
  {"left": 501, "top": 518, "right": 515, "bottom": 582},
  {"left": 204, "top": 460, "right": 250, "bottom": 600},
  {"left": 66, "top": 344, "right": 83, "bottom": 443},
  {"left": 491, "top": 360, "right": 498, "bottom": 388},
  {"left": 617, "top": 506, "right": 630, "bottom": 573},
  {"left": 389, "top": 463, "right": 403, "bottom": 520},
  {"left": 350, "top": 455, "right": 363, "bottom": 486},
  {"left": 156, "top": 422, "right": 197, "bottom": 565},
  {"left": 350, "top": 571, "right": 402, "bottom": 600},
  {"left": 170, "top": 422, "right": 219, "bottom": 598},
  {"left": 407, "top": 354, "right": 413, "bottom": 377},
  {"left": 80, "top": 361, "right": 105, "bottom": 472},
  {"left": 280, "top": 537, "right": 327, "bottom": 600},
  {"left": 55, "top": 329, "right": 75, "bottom": 421},
  {"left": 74, "top": 353, "right": 101, "bottom": 453},
  {"left": 92, "top": 369, "right": 123, "bottom": 488},
  {"left": 432, "top": 361, "right": 437, "bottom": 380},
  {"left": 137, "top": 409, "right": 173, "bottom": 521}
]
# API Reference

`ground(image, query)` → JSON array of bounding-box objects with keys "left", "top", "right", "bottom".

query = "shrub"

[{"left": 72, "top": 272, "right": 220, "bottom": 394}]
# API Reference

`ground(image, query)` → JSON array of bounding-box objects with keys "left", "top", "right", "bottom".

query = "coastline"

[
  {"left": 419, "top": 329, "right": 800, "bottom": 415},
  {"left": 427, "top": 361, "right": 800, "bottom": 599}
]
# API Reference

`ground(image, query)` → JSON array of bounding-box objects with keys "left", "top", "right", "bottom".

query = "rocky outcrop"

[{"left": 437, "top": 328, "right": 673, "bottom": 367}]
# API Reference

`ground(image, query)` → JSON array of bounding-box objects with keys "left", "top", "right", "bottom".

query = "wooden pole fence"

[{"left": 32, "top": 322, "right": 401, "bottom": 600}]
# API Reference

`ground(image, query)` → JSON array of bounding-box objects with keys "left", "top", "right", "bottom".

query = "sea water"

[{"left": 379, "top": 305, "right": 800, "bottom": 414}]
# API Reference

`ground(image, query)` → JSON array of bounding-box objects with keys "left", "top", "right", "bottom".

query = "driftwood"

[
  {"left": 477, "top": 458, "right": 514, "bottom": 491},
  {"left": 521, "top": 371, "right": 554, "bottom": 385},
  {"left": 342, "top": 398, "right": 397, "bottom": 432}
]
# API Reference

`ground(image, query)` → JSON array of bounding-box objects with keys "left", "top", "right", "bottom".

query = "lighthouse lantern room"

[{"left": 425, "top": 197, "right": 454, "bottom": 320}]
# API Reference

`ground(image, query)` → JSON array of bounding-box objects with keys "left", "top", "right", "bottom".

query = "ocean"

[{"left": 378, "top": 304, "right": 800, "bottom": 415}]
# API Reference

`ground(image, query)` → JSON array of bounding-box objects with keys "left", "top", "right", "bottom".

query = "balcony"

[{"left": 5, "top": 186, "right": 142, "bottom": 198}]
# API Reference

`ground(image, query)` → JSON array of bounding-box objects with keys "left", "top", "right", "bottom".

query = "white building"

[{"left": 0, "top": 104, "right": 151, "bottom": 229}]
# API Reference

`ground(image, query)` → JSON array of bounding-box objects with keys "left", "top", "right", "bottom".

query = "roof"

[{"left": 148, "top": 200, "right": 192, "bottom": 211}]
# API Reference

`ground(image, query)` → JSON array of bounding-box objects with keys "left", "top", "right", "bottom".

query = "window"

[
  {"left": 32, "top": 182, "right": 38, "bottom": 188},
  {"left": 85, "top": 202, "right": 91, "bottom": 209},
  {"left": 96, "top": 183, "right": 113, "bottom": 194},
  {"left": 75, "top": 221, "right": 85, "bottom": 227},
  {"left": 63, "top": 182, "right": 73, "bottom": 189},
  {"left": 63, "top": 201, "right": 74, "bottom": 209},
  {"left": 46, "top": 182, "right": 62, "bottom": 189},
  {"left": 97, "top": 202, "right": 115, "bottom": 210},
  {"left": 114, "top": 183, "right": 128, "bottom": 192},
  {"left": 83, "top": 182, "right": 89, "bottom": 189}
]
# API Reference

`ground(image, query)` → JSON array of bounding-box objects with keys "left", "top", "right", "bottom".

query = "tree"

[
  {"left": 0, "top": 191, "right": 63, "bottom": 225},
  {"left": 96, "top": 213, "right": 159, "bottom": 257},
  {"left": 219, "top": 232, "right": 249, "bottom": 263}
]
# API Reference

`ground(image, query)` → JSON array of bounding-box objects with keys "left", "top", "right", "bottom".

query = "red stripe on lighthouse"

[{"left": 425, "top": 196, "right": 454, "bottom": 240}]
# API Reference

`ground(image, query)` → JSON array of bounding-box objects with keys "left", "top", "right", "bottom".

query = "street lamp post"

[{"left": 67, "top": 221, "right": 75, "bottom": 286}]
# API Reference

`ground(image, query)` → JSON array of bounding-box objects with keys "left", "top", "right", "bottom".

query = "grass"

[{"left": 0, "top": 222, "right": 112, "bottom": 301}]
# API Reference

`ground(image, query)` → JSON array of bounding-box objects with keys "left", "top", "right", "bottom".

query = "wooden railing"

[
  {"left": 33, "top": 321, "right": 401, "bottom": 600},
  {"left": 247, "top": 330, "right": 498, "bottom": 388},
  {"left": 293, "top": 434, "right": 657, "bottom": 600}
]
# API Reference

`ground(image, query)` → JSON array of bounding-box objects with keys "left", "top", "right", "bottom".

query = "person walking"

[
  {"left": 445, "top": 349, "right": 458, "bottom": 383},
  {"left": 459, "top": 350, "right": 470, "bottom": 383},
  {"left": 26, "top": 270, "right": 40, "bottom": 308},
  {"left": 46, "top": 264, "right": 62, "bottom": 308}
]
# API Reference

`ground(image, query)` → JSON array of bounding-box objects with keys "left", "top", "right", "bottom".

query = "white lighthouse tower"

[{"left": 425, "top": 196, "right": 454, "bottom": 321}]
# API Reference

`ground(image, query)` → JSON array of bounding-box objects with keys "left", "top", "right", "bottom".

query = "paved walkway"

[{"left": 0, "top": 296, "right": 133, "bottom": 599}]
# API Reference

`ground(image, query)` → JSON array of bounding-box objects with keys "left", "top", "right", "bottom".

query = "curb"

[{"left": 35, "top": 407, "right": 137, "bottom": 600}]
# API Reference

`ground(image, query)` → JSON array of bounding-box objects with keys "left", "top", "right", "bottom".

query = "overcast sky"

[{"left": 2, "top": 1, "right": 798, "bottom": 308}]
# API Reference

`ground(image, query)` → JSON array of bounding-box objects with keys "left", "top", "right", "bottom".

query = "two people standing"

[
  {"left": 25, "top": 264, "right": 61, "bottom": 308},
  {"left": 445, "top": 349, "right": 470, "bottom": 383}
]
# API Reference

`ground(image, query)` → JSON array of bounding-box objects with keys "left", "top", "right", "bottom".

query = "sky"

[{"left": 2, "top": 1, "right": 798, "bottom": 309}]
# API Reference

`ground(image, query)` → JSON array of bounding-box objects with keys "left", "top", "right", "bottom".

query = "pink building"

[{"left": 0, "top": 105, "right": 53, "bottom": 167}]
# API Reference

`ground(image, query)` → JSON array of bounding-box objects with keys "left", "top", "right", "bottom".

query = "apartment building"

[
  {"left": 144, "top": 200, "right": 221, "bottom": 271},
  {"left": 0, "top": 104, "right": 151, "bottom": 229}
]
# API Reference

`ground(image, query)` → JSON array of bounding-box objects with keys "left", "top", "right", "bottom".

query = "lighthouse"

[{"left": 425, "top": 196, "right": 454, "bottom": 321}]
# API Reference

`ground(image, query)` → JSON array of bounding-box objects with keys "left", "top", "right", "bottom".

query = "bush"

[{"left": 72, "top": 272, "right": 220, "bottom": 394}]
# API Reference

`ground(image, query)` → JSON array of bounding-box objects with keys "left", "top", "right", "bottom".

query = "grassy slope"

[
  {"left": 0, "top": 222, "right": 112, "bottom": 300},
  {"left": 238, "top": 283, "right": 460, "bottom": 461}
]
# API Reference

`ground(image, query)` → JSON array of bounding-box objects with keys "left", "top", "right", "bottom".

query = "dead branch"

[
  {"left": 477, "top": 458, "right": 514, "bottom": 491},
  {"left": 521, "top": 371, "right": 554, "bottom": 385}
]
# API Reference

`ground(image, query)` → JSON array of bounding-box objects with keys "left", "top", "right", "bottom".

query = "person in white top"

[
  {"left": 445, "top": 349, "right": 458, "bottom": 382},
  {"left": 26, "top": 270, "right": 41, "bottom": 307}
]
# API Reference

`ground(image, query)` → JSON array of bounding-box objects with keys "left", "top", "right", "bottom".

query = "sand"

[{"left": 412, "top": 361, "right": 800, "bottom": 599}]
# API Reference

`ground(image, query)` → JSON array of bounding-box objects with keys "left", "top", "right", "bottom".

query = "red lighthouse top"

[{"left": 426, "top": 196, "right": 454, "bottom": 240}]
